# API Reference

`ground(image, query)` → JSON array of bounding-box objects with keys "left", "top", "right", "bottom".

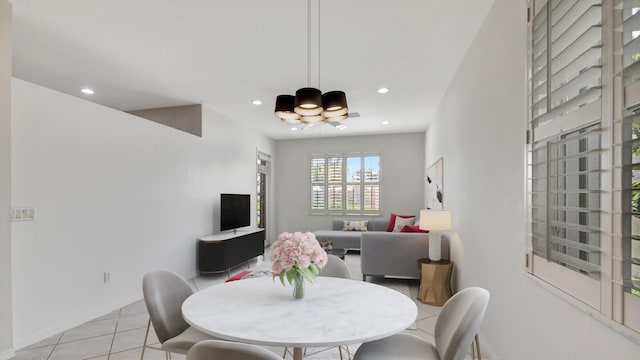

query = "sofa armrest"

[{"left": 360, "top": 232, "right": 450, "bottom": 280}]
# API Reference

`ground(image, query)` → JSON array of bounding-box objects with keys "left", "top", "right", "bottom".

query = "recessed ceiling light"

[
  {"left": 377, "top": 87, "right": 389, "bottom": 94},
  {"left": 291, "top": 127, "right": 299, "bottom": 131},
  {"left": 336, "top": 124, "right": 347, "bottom": 130},
  {"left": 81, "top": 88, "right": 94, "bottom": 95},
  {"left": 382, "top": 121, "right": 390, "bottom": 125},
  {"left": 252, "top": 100, "right": 262, "bottom": 105}
]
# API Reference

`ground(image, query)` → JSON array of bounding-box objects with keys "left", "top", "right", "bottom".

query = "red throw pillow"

[
  {"left": 225, "top": 270, "right": 252, "bottom": 282},
  {"left": 400, "top": 225, "right": 429, "bottom": 233},
  {"left": 386, "top": 213, "right": 416, "bottom": 232}
]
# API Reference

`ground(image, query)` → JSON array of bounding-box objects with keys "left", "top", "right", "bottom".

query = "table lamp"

[{"left": 419, "top": 209, "right": 451, "bottom": 261}]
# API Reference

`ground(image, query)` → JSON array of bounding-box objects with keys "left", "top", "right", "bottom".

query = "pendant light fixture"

[{"left": 274, "top": 0, "right": 348, "bottom": 124}]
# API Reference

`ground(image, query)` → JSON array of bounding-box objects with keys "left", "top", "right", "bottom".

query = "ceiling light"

[
  {"left": 336, "top": 124, "right": 347, "bottom": 130},
  {"left": 275, "top": 88, "right": 348, "bottom": 123},
  {"left": 275, "top": 95, "right": 302, "bottom": 123},
  {"left": 327, "top": 115, "right": 348, "bottom": 123},
  {"left": 274, "top": 1, "right": 348, "bottom": 125},
  {"left": 377, "top": 87, "right": 389, "bottom": 94},
  {"left": 252, "top": 100, "right": 262, "bottom": 105},
  {"left": 291, "top": 127, "right": 299, "bottom": 131},
  {"left": 382, "top": 121, "right": 390, "bottom": 125},
  {"left": 81, "top": 88, "right": 94, "bottom": 95}
]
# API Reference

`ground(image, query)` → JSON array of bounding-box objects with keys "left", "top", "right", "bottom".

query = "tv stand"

[{"left": 197, "top": 228, "right": 265, "bottom": 276}]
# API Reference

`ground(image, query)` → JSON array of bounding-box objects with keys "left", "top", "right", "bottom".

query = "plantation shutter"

[
  {"left": 327, "top": 157, "right": 343, "bottom": 211},
  {"left": 615, "top": 0, "right": 640, "bottom": 332},
  {"left": 527, "top": 0, "right": 604, "bottom": 308},
  {"left": 310, "top": 157, "right": 325, "bottom": 211},
  {"left": 346, "top": 157, "right": 362, "bottom": 211},
  {"left": 309, "top": 154, "right": 380, "bottom": 215}
]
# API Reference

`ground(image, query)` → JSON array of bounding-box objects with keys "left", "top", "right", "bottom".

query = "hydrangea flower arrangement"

[{"left": 270, "top": 232, "right": 328, "bottom": 297}]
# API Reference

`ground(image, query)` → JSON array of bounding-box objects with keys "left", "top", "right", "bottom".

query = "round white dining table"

[{"left": 182, "top": 276, "right": 417, "bottom": 360}]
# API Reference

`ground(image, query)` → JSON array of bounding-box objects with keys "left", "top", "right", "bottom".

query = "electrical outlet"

[
  {"left": 11, "top": 207, "right": 36, "bottom": 221},
  {"left": 104, "top": 272, "right": 111, "bottom": 283}
]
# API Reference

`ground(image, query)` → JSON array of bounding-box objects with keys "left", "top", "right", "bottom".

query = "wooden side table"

[{"left": 416, "top": 259, "right": 453, "bottom": 306}]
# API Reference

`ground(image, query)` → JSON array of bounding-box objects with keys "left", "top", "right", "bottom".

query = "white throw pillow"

[
  {"left": 343, "top": 220, "right": 368, "bottom": 231},
  {"left": 393, "top": 216, "right": 416, "bottom": 232}
]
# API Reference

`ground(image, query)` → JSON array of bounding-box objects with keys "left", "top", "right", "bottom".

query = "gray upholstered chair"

[
  {"left": 187, "top": 340, "right": 282, "bottom": 360},
  {"left": 141, "top": 270, "right": 219, "bottom": 360},
  {"left": 319, "top": 254, "right": 353, "bottom": 279},
  {"left": 354, "top": 287, "right": 490, "bottom": 360}
]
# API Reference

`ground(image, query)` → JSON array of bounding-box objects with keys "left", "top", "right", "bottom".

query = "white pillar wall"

[{"left": 0, "top": 1, "right": 14, "bottom": 359}]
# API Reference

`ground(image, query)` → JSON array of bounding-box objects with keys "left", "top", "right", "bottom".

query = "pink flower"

[{"left": 270, "top": 231, "right": 327, "bottom": 283}]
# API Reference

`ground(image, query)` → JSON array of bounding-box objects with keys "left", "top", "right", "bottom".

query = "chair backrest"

[
  {"left": 142, "top": 270, "right": 194, "bottom": 343},
  {"left": 434, "top": 287, "right": 490, "bottom": 360},
  {"left": 319, "top": 254, "right": 352, "bottom": 279},
  {"left": 187, "top": 339, "right": 282, "bottom": 360}
]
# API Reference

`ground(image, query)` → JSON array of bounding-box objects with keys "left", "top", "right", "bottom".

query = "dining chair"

[
  {"left": 141, "top": 270, "right": 219, "bottom": 360},
  {"left": 283, "top": 254, "right": 354, "bottom": 360},
  {"left": 187, "top": 340, "right": 282, "bottom": 360},
  {"left": 353, "top": 287, "right": 490, "bottom": 360},
  {"left": 319, "top": 254, "right": 353, "bottom": 279}
]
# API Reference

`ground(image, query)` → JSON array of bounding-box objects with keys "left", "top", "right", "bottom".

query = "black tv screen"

[{"left": 220, "top": 193, "right": 251, "bottom": 231}]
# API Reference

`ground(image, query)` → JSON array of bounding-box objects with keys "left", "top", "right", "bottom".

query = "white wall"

[
  {"left": 11, "top": 79, "right": 275, "bottom": 347},
  {"left": 425, "top": 0, "right": 640, "bottom": 358},
  {"left": 0, "top": 1, "right": 14, "bottom": 359},
  {"left": 275, "top": 132, "right": 424, "bottom": 234}
]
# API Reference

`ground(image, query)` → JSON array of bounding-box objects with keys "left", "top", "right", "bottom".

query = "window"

[
  {"left": 527, "top": 0, "right": 640, "bottom": 334},
  {"left": 617, "top": 0, "right": 640, "bottom": 333},
  {"left": 531, "top": 126, "right": 602, "bottom": 281},
  {"left": 310, "top": 154, "right": 380, "bottom": 215}
]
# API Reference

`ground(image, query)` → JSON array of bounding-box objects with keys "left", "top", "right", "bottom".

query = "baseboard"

[
  {"left": 0, "top": 348, "right": 15, "bottom": 360},
  {"left": 13, "top": 294, "right": 142, "bottom": 350}
]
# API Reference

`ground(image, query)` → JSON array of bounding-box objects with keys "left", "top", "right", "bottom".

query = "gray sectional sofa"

[
  {"left": 314, "top": 219, "right": 389, "bottom": 250},
  {"left": 314, "top": 218, "right": 450, "bottom": 281}
]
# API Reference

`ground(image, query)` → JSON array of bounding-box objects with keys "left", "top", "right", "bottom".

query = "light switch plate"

[{"left": 11, "top": 207, "right": 36, "bottom": 221}]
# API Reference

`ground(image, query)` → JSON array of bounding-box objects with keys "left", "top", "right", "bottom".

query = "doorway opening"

[{"left": 257, "top": 151, "right": 271, "bottom": 246}]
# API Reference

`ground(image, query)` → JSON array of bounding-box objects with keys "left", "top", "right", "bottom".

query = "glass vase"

[{"left": 292, "top": 272, "right": 305, "bottom": 299}]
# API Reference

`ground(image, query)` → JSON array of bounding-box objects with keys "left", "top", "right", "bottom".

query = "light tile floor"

[{"left": 13, "top": 252, "right": 466, "bottom": 360}]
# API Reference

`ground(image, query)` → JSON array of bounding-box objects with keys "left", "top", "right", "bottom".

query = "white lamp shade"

[
  {"left": 420, "top": 209, "right": 451, "bottom": 261},
  {"left": 419, "top": 210, "right": 451, "bottom": 231}
]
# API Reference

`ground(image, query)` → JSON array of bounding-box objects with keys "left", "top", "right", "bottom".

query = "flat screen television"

[{"left": 220, "top": 193, "right": 251, "bottom": 232}]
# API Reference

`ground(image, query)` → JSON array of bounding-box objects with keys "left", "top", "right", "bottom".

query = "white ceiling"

[{"left": 11, "top": 0, "right": 495, "bottom": 140}]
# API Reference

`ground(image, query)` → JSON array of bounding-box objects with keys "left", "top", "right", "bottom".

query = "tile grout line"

[
  {"left": 44, "top": 334, "right": 59, "bottom": 360},
  {"left": 105, "top": 308, "right": 123, "bottom": 360}
]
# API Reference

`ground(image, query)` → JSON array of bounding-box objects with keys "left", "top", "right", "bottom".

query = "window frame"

[
  {"left": 526, "top": 0, "right": 640, "bottom": 335},
  {"left": 309, "top": 152, "right": 381, "bottom": 216}
]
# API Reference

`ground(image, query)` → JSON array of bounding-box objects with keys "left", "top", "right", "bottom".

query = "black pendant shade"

[
  {"left": 275, "top": 95, "right": 302, "bottom": 123},
  {"left": 322, "top": 91, "right": 347, "bottom": 111},
  {"left": 275, "top": 88, "right": 348, "bottom": 124},
  {"left": 276, "top": 1, "right": 348, "bottom": 125},
  {"left": 294, "top": 87, "right": 323, "bottom": 115}
]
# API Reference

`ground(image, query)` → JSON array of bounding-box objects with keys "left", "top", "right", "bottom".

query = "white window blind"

[
  {"left": 528, "top": 0, "right": 640, "bottom": 334},
  {"left": 527, "top": 0, "right": 604, "bottom": 309},
  {"left": 310, "top": 157, "right": 326, "bottom": 211},
  {"left": 615, "top": 0, "right": 640, "bottom": 333},
  {"left": 532, "top": 125, "right": 603, "bottom": 278},
  {"left": 309, "top": 154, "right": 380, "bottom": 215}
]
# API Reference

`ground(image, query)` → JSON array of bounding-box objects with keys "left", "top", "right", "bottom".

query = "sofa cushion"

[
  {"left": 314, "top": 230, "right": 362, "bottom": 249},
  {"left": 331, "top": 218, "right": 389, "bottom": 232},
  {"left": 386, "top": 213, "right": 416, "bottom": 232},
  {"left": 392, "top": 216, "right": 416, "bottom": 232},
  {"left": 342, "top": 220, "right": 368, "bottom": 231},
  {"left": 368, "top": 219, "right": 390, "bottom": 232},
  {"left": 400, "top": 225, "right": 429, "bottom": 233}
]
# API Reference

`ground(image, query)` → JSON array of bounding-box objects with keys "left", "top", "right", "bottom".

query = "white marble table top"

[{"left": 182, "top": 276, "right": 417, "bottom": 348}]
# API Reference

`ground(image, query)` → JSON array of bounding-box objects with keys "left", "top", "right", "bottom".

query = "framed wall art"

[{"left": 427, "top": 157, "right": 444, "bottom": 210}]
